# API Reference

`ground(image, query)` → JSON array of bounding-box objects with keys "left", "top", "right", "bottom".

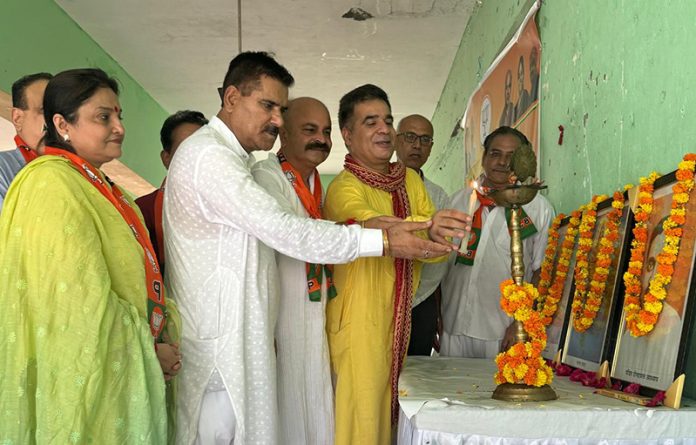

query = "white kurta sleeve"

[{"left": 194, "top": 145, "right": 381, "bottom": 264}]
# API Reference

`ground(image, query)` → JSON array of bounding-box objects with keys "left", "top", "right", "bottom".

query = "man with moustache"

[
  {"left": 136, "top": 110, "right": 208, "bottom": 273},
  {"left": 395, "top": 114, "right": 450, "bottom": 356},
  {"left": 164, "top": 53, "right": 454, "bottom": 444},
  {"left": 440, "top": 126, "right": 553, "bottom": 359},
  {"left": 324, "top": 85, "right": 470, "bottom": 445},
  {"left": 0, "top": 72, "right": 52, "bottom": 208},
  {"left": 252, "top": 96, "right": 337, "bottom": 444}
]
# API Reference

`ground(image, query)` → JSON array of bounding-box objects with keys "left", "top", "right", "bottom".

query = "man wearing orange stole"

[
  {"left": 0, "top": 72, "right": 52, "bottom": 208},
  {"left": 252, "top": 97, "right": 338, "bottom": 444},
  {"left": 324, "top": 84, "right": 470, "bottom": 444},
  {"left": 440, "top": 126, "right": 554, "bottom": 358}
]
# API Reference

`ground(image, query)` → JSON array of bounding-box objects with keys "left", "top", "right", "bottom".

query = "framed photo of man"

[
  {"left": 542, "top": 215, "right": 577, "bottom": 360},
  {"left": 562, "top": 194, "right": 632, "bottom": 371},
  {"left": 612, "top": 171, "right": 696, "bottom": 391}
]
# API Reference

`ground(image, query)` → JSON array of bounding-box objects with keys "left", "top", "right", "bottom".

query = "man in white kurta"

[
  {"left": 441, "top": 189, "right": 552, "bottom": 356},
  {"left": 164, "top": 52, "right": 450, "bottom": 445},
  {"left": 251, "top": 97, "right": 336, "bottom": 444},
  {"left": 440, "top": 127, "right": 553, "bottom": 358}
]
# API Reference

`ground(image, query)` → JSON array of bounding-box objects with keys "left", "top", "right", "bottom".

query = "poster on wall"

[{"left": 460, "top": 2, "right": 541, "bottom": 181}]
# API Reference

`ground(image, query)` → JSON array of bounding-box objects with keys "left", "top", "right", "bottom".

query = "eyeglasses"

[{"left": 398, "top": 132, "right": 433, "bottom": 146}]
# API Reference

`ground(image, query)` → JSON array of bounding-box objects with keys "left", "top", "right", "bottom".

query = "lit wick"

[{"left": 458, "top": 180, "right": 478, "bottom": 255}]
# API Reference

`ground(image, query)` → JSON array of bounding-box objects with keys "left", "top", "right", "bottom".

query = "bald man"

[
  {"left": 251, "top": 97, "right": 336, "bottom": 444},
  {"left": 395, "top": 114, "right": 450, "bottom": 355}
]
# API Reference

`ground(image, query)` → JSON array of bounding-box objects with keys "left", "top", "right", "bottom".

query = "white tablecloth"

[{"left": 398, "top": 357, "right": 696, "bottom": 444}]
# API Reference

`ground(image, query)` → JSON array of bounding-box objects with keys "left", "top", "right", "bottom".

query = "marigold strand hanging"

[
  {"left": 570, "top": 195, "right": 605, "bottom": 331},
  {"left": 571, "top": 191, "right": 625, "bottom": 332},
  {"left": 622, "top": 153, "right": 696, "bottom": 337},
  {"left": 537, "top": 210, "right": 582, "bottom": 325},
  {"left": 536, "top": 214, "right": 564, "bottom": 301}
]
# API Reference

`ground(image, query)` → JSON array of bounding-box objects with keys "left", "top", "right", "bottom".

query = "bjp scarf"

[{"left": 278, "top": 151, "right": 337, "bottom": 301}]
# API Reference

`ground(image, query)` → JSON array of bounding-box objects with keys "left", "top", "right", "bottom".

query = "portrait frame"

[
  {"left": 541, "top": 215, "right": 577, "bottom": 361},
  {"left": 561, "top": 193, "right": 632, "bottom": 372},
  {"left": 612, "top": 171, "right": 696, "bottom": 391}
]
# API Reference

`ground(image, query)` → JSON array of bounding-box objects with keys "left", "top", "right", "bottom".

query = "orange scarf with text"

[
  {"left": 44, "top": 147, "right": 168, "bottom": 341},
  {"left": 344, "top": 154, "right": 413, "bottom": 425},
  {"left": 277, "top": 151, "right": 337, "bottom": 301}
]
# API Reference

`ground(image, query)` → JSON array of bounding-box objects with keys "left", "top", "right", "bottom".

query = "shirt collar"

[{"left": 208, "top": 115, "right": 256, "bottom": 167}]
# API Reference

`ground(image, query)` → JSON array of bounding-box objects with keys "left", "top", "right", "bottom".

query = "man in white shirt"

[
  {"left": 394, "top": 114, "right": 449, "bottom": 355},
  {"left": 440, "top": 126, "right": 553, "bottom": 358},
  {"left": 0, "top": 72, "right": 52, "bottom": 209},
  {"left": 252, "top": 97, "right": 338, "bottom": 444},
  {"left": 164, "top": 52, "right": 457, "bottom": 444}
]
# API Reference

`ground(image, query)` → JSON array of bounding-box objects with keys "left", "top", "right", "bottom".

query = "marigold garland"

[
  {"left": 569, "top": 195, "right": 605, "bottom": 331},
  {"left": 571, "top": 192, "right": 625, "bottom": 332},
  {"left": 537, "top": 210, "right": 582, "bottom": 325},
  {"left": 495, "top": 280, "right": 554, "bottom": 386},
  {"left": 622, "top": 153, "right": 696, "bottom": 337},
  {"left": 536, "top": 214, "right": 565, "bottom": 299}
]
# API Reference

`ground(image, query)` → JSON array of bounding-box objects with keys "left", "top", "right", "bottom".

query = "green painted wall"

[
  {"left": 428, "top": 0, "right": 696, "bottom": 214},
  {"left": 428, "top": 0, "right": 696, "bottom": 399},
  {"left": 0, "top": 0, "right": 168, "bottom": 186},
  {"left": 320, "top": 174, "right": 337, "bottom": 188},
  {"left": 538, "top": 0, "right": 696, "bottom": 213}
]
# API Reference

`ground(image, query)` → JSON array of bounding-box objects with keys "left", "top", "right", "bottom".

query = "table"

[{"left": 398, "top": 357, "right": 696, "bottom": 444}]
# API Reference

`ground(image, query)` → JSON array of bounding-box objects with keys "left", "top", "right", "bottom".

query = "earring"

[{"left": 63, "top": 133, "right": 70, "bottom": 142}]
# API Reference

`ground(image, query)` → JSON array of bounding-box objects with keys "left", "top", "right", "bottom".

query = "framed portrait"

[
  {"left": 562, "top": 193, "right": 632, "bottom": 371},
  {"left": 612, "top": 171, "right": 696, "bottom": 391},
  {"left": 542, "top": 215, "right": 577, "bottom": 360}
]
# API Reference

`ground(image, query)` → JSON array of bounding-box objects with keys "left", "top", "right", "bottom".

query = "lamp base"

[{"left": 492, "top": 383, "right": 558, "bottom": 402}]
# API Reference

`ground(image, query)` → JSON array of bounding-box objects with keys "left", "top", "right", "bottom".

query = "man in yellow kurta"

[{"left": 325, "top": 84, "right": 470, "bottom": 444}]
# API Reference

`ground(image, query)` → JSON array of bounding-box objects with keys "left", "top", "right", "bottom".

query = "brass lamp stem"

[
  {"left": 510, "top": 205, "right": 525, "bottom": 286},
  {"left": 509, "top": 204, "right": 528, "bottom": 344}
]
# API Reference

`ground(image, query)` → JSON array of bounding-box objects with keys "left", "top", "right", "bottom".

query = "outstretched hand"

[
  {"left": 386, "top": 220, "right": 452, "bottom": 259},
  {"left": 429, "top": 209, "right": 472, "bottom": 247}
]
